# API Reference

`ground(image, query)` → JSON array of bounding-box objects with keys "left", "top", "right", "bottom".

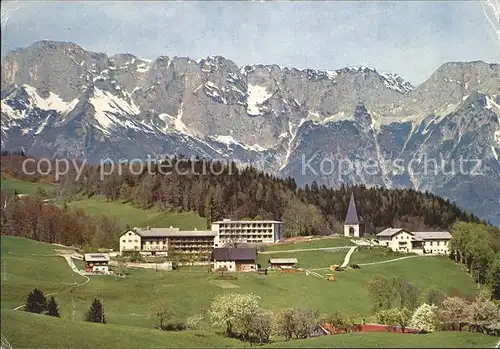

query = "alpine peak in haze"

[{"left": 1, "top": 40, "right": 499, "bottom": 224}]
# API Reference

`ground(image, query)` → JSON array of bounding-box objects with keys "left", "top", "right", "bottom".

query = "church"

[{"left": 343, "top": 193, "right": 365, "bottom": 237}]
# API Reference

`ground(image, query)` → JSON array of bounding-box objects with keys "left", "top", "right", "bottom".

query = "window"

[
  {"left": 122, "top": 240, "right": 126, "bottom": 243},
  {"left": 128, "top": 240, "right": 132, "bottom": 243},
  {"left": 134, "top": 240, "right": 138, "bottom": 243},
  {"left": 128, "top": 232, "right": 132, "bottom": 236}
]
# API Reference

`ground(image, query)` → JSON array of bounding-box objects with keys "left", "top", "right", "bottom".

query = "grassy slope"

[
  {"left": 263, "top": 331, "right": 498, "bottom": 348},
  {"left": 0, "top": 178, "right": 206, "bottom": 230},
  {"left": 1, "top": 310, "right": 242, "bottom": 348},
  {"left": 257, "top": 250, "right": 346, "bottom": 269},
  {"left": 0, "top": 237, "right": 488, "bottom": 348},
  {"left": 1, "top": 236, "right": 86, "bottom": 309},
  {"left": 2, "top": 311, "right": 496, "bottom": 349},
  {"left": 2, "top": 237, "right": 476, "bottom": 326},
  {"left": 67, "top": 196, "right": 206, "bottom": 230},
  {"left": 0, "top": 178, "right": 55, "bottom": 196},
  {"left": 263, "top": 237, "right": 354, "bottom": 251}
]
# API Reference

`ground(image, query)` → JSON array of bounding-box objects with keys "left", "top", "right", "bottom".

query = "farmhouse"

[
  {"left": 268, "top": 258, "right": 298, "bottom": 270},
  {"left": 84, "top": 253, "right": 110, "bottom": 273},
  {"left": 212, "top": 247, "right": 257, "bottom": 272},
  {"left": 211, "top": 219, "right": 284, "bottom": 246},
  {"left": 343, "top": 193, "right": 365, "bottom": 238},
  {"left": 376, "top": 228, "right": 452, "bottom": 255},
  {"left": 119, "top": 227, "right": 216, "bottom": 261}
]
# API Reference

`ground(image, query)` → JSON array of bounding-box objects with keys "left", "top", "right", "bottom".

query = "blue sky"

[{"left": 1, "top": 1, "right": 499, "bottom": 85}]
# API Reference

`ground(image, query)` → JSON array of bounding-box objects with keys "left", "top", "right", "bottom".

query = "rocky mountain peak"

[{"left": 1, "top": 41, "right": 499, "bottom": 225}]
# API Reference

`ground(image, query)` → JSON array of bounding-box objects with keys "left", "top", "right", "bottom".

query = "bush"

[{"left": 156, "top": 322, "right": 187, "bottom": 331}]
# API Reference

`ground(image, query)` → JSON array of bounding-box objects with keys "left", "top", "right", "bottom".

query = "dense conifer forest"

[{"left": 2, "top": 155, "right": 493, "bottom": 250}]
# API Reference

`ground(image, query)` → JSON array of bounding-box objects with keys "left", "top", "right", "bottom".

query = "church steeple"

[
  {"left": 343, "top": 192, "right": 364, "bottom": 237},
  {"left": 345, "top": 192, "right": 361, "bottom": 224}
]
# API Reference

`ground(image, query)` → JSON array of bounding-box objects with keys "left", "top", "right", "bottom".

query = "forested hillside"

[{"left": 1, "top": 155, "right": 486, "bottom": 238}]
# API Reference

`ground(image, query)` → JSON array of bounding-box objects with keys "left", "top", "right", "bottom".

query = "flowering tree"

[
  {"left": 438, "top": 297, "right": 469, "bottom": 331},
  {"left": 208, "top": 293, "right": 261, "bottom": 337},
  {"left": 409, "top": 303, "right": 440, "bottom": 332},
  {"left": 466, "top": 296, "right": 499, "bottom": 333}
]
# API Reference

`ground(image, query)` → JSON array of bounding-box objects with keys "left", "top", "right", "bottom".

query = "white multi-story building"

[
  {"left": 376, "top": 228, "right": 452, "bottom": 255},
  {"left": 119, "top": 227, "right": 216, "bottom": 261},
  {"left": 211, "top": 219, "right": 284, "bottom": 246}
]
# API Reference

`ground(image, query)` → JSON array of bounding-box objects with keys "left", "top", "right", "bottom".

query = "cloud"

[{"left": 1, "top": 1, "right": 499, "bottom": 85}]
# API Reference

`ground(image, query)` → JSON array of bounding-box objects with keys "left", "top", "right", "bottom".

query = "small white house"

[
  {"left": 83, "top": 253, "right": 110, "bottom": 273},
  {"left": 376, "top": 228, "right": 452, "bottom": 255}
]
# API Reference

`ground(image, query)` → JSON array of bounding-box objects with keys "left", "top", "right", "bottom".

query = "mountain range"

[{"left": 1, "top": 41, "right": 499, "bottom": 225}]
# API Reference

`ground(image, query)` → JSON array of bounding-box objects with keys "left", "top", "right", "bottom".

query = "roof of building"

[
  {"left": 84, "top": 253, "right": 110, "bottom": 262},
  {"left": 121, "top": 227, "right": 215, "bottom": 238},
  {"left": 213, "top": 219, "right": 283, "bottom": 224},
  {"left": 345, "top": 193, "right": 362, "bottom": 224},
  {"left": 376, "top": 228, "right": 452, "bottom": 241},
  {"left": 269, "top": 258, "right": 298, "bottom": 264},
  {"left": 413, "top": 231, "right": 452, "bottom": 240},
  {"left": 212, "top": 248, "right": 257, "bottom": 261},
  {"left": 376, "top": 228, "right": 410, "bottom": 237}
]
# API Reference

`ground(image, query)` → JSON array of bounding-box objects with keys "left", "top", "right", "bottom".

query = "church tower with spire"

[{"left": 343, "top": 192, "right": 364, "bottom": 237}]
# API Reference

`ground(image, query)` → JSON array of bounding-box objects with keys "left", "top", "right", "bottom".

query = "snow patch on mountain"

[
  {"left": 204, "top": 82, "right": 228, "bottom": 104},
  {"left": 211, "top": 135, "right": 267, "bottom": 152},
  {"left": 1, "top": 99, "right": 27, "bottom": 119},
  {"left": 379, "top": 72, "right": 414, "bottom": 94},
  {"left": 280, "top": 117, "right": 308, "bottom": 170},
  {"left": 246, "top": 84, "right": 272, "bottom": 116},
  {"left": 136, "top": 62, "right": 151, "bottom": 74},
  {"left": 89, "top": 88, "right": 141, "bottom": 133},
  {"left": 23, "top": 85, "right": 79, "bottom": 113}
]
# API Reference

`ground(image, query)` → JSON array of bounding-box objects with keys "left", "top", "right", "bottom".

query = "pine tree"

[
  {"left": 25, "top": 288, "right": 48, "bottom": 314},
  {"left": 86, "top": 297, "right": 106, "bottom": 324},
  {"left": 46, "top": 296, "right": 60, "bottom": 317}
]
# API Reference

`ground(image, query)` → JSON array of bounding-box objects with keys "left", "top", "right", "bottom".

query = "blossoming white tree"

[
  {"left": 208, "top": 293, "right": 261, "bottom": 337},
  {"left": 409, "top": 303, "right": 440, "bottom": 332}
]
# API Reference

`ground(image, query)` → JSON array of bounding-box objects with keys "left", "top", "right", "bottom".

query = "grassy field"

[
  {"left": 264, "top": 331, "right": 498, "bottom": 348},
  {"left": 2, "top": 310, "right": 496, "bottom": 349},
  {"left": 67, "top": 196, "right": 206, "bottom": 230},
  {"left": 257, "top": 250, "right": 346, "bottom": 269},
  {"left": 345, "top": 247, "right": 411, "bottom": 265},
  {"left": 0, "top": 236, "right": 489, "bottom": 348},
  {"left": 1, "top": 310, "right": 242, "bottom": 348},
  {"left": 262, "top": 237, "right": 354, "bottom": 251},
  {"left": 1, "top": 178, "right": 206, "bottom": 230},
  {"left": 0, "top": 178, "right": 55, "bottom": 196},
  {"left": 0, "top": 237, "right": 86, "bottom": 310},
  {"left": 2, "top": 237, "right": 477, "bottom": 325}
]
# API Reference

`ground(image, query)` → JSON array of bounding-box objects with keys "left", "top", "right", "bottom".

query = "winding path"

[
  {"left": 13, "top": 254, "right": 90, "bottom": 311},
  {"left": 357, "top": 254, "right": 434, "bottom": 266}
]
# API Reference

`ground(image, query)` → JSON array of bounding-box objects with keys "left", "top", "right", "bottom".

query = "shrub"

[{"left": 156, "top": 323, "right": 187, "bottom": 331}]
